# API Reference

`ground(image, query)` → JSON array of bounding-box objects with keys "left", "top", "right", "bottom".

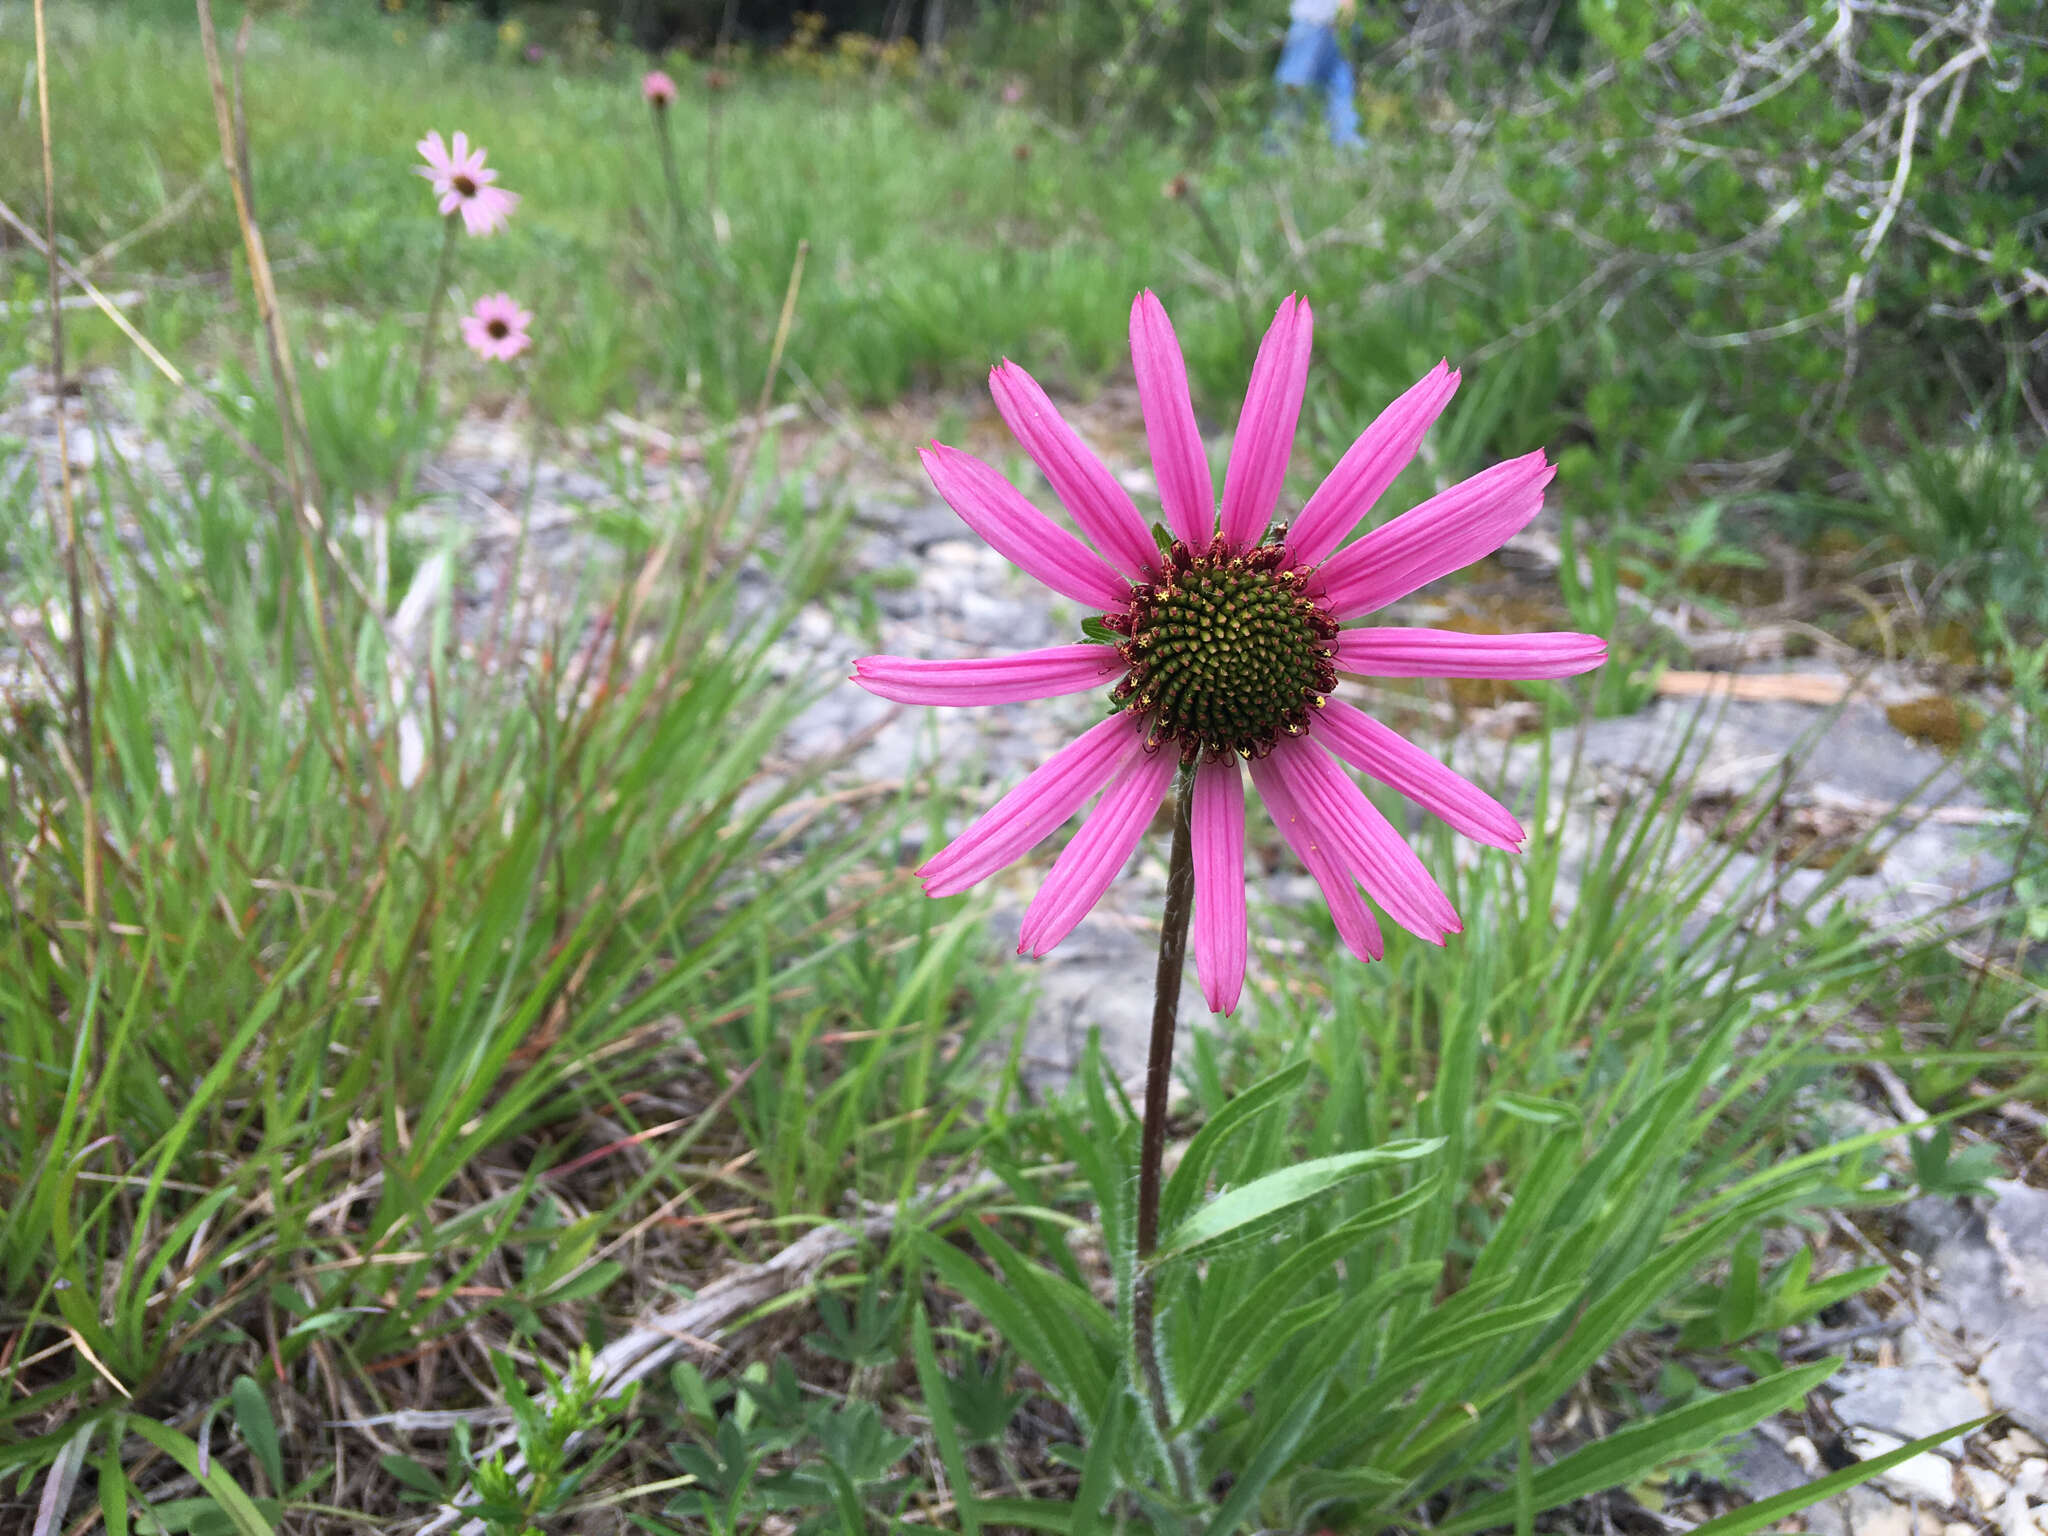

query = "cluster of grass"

[
  {"left": 3, "top": 1, "right": 2046, "bottom": 1531},
  {"left": 0, "top": 369, "right": 1039, "bottom": 1522}
]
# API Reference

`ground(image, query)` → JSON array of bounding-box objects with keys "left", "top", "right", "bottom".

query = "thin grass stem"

[
  {"left": 652, "top": 104, "right": 687, "bottom": 244},
  {"left": 691, "top": 237, "right": 809, "bottom": 596},
  {"left": 32, "top": 0, "right": 97, "bottom": 940},
  {"left": 411, "top": 214, "right": 461, "bottom": 429}
]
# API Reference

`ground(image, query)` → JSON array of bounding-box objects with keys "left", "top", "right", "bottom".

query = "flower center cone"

[{"left": 1110, "top": 535, "right": 1339, "bottom": 762}]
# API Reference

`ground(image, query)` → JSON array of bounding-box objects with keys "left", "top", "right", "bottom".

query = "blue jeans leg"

[
  {"left": 1322, "top": 44, "right": 1362, "bottom": 149},
  {"left": 1267, "top": 20, "right": 1325, "bottom": 150},
  {"left": 1272, "top": 23, "right": 1362, "bottom": 152},
  {"left": 1273, "top": 20, "right": 1328, "bottom": 91}
]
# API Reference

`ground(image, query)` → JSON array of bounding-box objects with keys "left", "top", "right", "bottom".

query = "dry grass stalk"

[
  {"left": 31, "top": 0, "right": 97, "bottom": 939},
  {"left": 194, "top": 0, "right": 318, "bottom": 510}
]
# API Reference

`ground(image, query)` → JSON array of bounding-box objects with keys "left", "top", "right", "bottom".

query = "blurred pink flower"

[
  {"left": 852, "top": 291, "right": 1606, "bottom": 1013},
  {"left": 525, "top": 44, "right": 546, "bottom": 62},
  {"left": 643, "top": 69, "right": 678, "bottom": 106},
  {"left": 460, "top": 293, "right": 533, "bottom": 362},
  {"left": 1000, "top": 79, "right": 1025, "bottom": 104},
  {"left": 415, "top": 130, "right": 519, "bottom": 237}
]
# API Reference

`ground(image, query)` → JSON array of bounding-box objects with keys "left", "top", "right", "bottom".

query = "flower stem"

[
  {"left": 1133, "top": 766, "right": 1196, "bottom": 1500},
  {"left": 652, "top": 106, "right": 687, "bottom": 246},
  {"left": 409, "top": 214, "right": 460, "bottom": 426}
]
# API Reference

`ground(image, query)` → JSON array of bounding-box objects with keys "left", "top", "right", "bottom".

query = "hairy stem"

[{"left": 1133, "top": 767, "right": 1196, "bottom": 1500}]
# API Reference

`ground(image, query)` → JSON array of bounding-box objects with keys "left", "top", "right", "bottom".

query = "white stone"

[
  {"left": 1787, "top": 1435, "right": 1825, "bottom": 1473},
  {"left": 1881, "top": 1454, "right": 1961, "bottom": 1507},
  {"left": 1846, "top": 1430, "right": 1957, "bottom": 1506},
  {"left": 1967, "top": 1466, "right": 2013, "bottom": 1512},
  {"left": 1848, "top": 1486, "right": 1915, "bottom": 1536}
]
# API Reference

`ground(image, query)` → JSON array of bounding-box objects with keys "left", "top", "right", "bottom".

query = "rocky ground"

[{"left": 4, "top": 367, "right": 2044, "bottom": 1533}]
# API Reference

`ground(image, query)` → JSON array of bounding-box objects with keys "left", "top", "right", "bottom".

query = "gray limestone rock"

[
  {"left": 1898, "top": 1184, "right": 2048, "bottom": 1442},
  {"left": 1724, "top": 1430, "right": 1819, "bottom": 1501},
  {"left": 1832, "top": 1364, "right": 1986, "bottom": 1455}
]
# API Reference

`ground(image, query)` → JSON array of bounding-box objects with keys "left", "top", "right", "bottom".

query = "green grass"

[
  {"left": 0, "top": 388, "right": 1031, "bottom": 1519},
  {"left": 0, "top": 1, "right": 1801, "bottom": 478},
  {"left": 14, "top": 0, "right": 2042, "bottom": 646},
  {"left": 8, "top": 0, "right": 2043, "bottom": 624}
]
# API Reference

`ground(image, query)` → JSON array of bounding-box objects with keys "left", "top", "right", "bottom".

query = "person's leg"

[
  {"left": 1266, "top": 20, "right": 1320, "bottom": 151},
  {"left": 1274, "top": 20, "right": 1322, "bottom": 91},
  {"left": 1321, "top": 29, "right": 1363, "bottom": 149}
]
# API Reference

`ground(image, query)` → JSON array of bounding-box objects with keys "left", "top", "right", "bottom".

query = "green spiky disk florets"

[{"left": 1102, "top": 532, "right": 1339, "bottom": 762}]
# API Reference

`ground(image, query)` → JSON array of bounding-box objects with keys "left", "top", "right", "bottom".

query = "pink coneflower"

[
  {"left": 460, "top": 293, "right": 533, "bottom": 361},
  {"left": 415, "top": 130, "right": 519, "bottom": 237},
  {"left": 853, "top": 292, "right": 1606, "bottom": 1014},
  {"left": 643, "top": 69, "right": 678, "bottom": 106}
]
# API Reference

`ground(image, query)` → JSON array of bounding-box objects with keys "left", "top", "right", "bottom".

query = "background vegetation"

[{"left": 1, "top": 0, "right": 2043, "bottom": 1530}]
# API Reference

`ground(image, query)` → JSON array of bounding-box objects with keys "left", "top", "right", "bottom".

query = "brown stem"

[
  {"left": 1133, "top": 767, "right": 1196, "bottom": 1499},
  {"left": 1136, "top": 770, "right": 1195, "bottom": 1261}
]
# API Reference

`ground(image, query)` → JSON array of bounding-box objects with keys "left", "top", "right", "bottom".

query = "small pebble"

[
  {"left": 1847, "top": 1429, "right": 1957, "bottom": 1507},
  {"left": 1969, "top": 1466, "right": 2013, "bottom": 1512}
]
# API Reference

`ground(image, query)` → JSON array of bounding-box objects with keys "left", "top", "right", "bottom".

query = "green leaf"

[
  {"left": 1158, "top": 1060, "right": 1312, "bottom": 1234},
  {"left": 228, "top": 1378, "right": 283, "bottom": 1497},
  {"left": 380, "top": 1454, "right": 445, "bottom": 1498},
  {"left": 1174, "top": 1201, "right": 1440, "bottom": 1431},
  {"left": 918, "top": 1232, "right": 1111, "bottom": 1431},
  {"left": 1434, "top": 1358, "right": 1844, "bottom": 1534},
  {"left": 1683, "top": 1418, "right": 1992, "bottom": 1536},
  {"left": 974, "top": 1499, "right": 1075, "bottom": 1533},
  {"left": 1716, "top": 1232, "right": 1762, "bottom": 1344},
  {"left": 910, "top": 1306, "right": 980, "bottom": 1536},
  {"left": 1201, "top": 1375, "right": 1331, "bottom": 1536},
  {"left": 1489, "top": 1093, "right": 1580, "bottom": 1127},
  {"left": 121, "top": 1418, "right": 278, "bottom": 1536},
  {"left": 1153, "top": 1141, "right": 1442, "bottom": 1262},
  {"left": 1070, "top": 1387, "right": 1132, "bottom": 1536}
]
